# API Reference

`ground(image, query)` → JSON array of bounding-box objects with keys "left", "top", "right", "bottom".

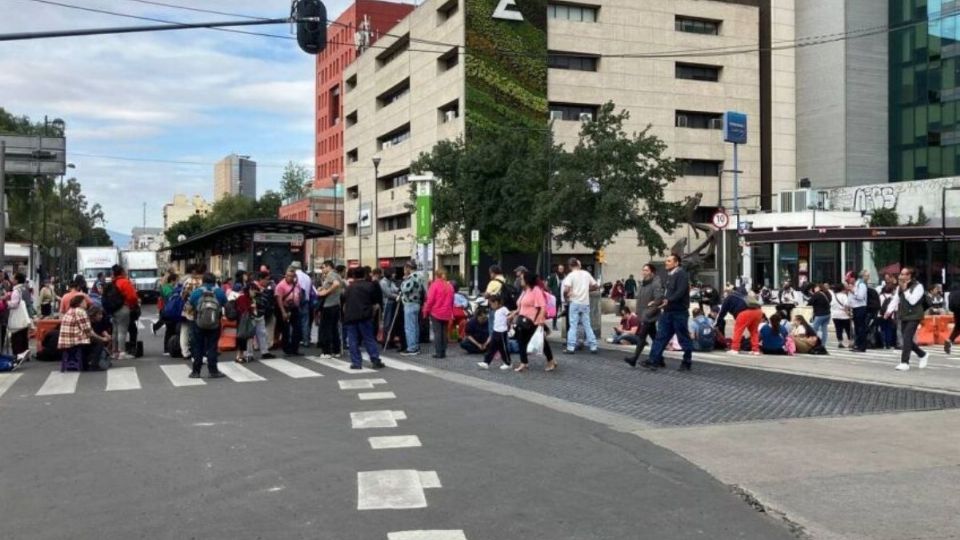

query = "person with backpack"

[
  {"left": 104, "top": 265, "right": 139, "bottom": 361},
  {"left": 185, "top": 273, "right": 228, "bottom": 378},
  {"left": 561, "top": 257, "right": 600, "bottom": 354},
  {"left": 885, "top": 267, "right": 930, "bottom": 371},
  {"left": 275, "top": 268, "right": 303, "bottom": 357},
  {"left": 4, "top": 272, "right": 34, "bottom": 361},
  {"left": 178, "top": 264, "right": 205, "bottom": 359},
  {"left": 38, "top": 278, "right": 56, "bottom": 317},
  {"left": 316, "top": 260, "right": 343, "bottom": 359},
  {"left": 399, "top": 261, "right": 425, "bottom": 356},
  {"left": 688, "top": 308, "right": 715, "bottom": 352}
]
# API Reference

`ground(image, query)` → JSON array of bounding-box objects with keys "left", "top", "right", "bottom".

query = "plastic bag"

[{"left": 527, "top": 327, "right": 545, "bottom": 355}]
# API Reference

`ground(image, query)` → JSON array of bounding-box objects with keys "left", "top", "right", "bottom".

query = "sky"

[{"left": 0, "top": 0, "right": 358, "bottom": 234}]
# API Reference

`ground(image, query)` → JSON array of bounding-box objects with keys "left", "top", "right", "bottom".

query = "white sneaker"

[
  {"left": 319, "top": 354, "right": 332, "bottom": 360},
  {"left": 477, "top": 362, "right": 489, "bottom": 370},
  {"left": 895, "top": 363, "right": 910, "bottom": 371},
  {"left": 499, "top": 363, "right": 512, "bottom": 371},
  {"left": 117, "top": 352, "right": 133, "bottom": 361},
  {"left": 606, "top": 337, "right": 615, "bottom": 344},
  {"left": 727, "top": 350, "right": 739, "bottom": 355},
  {"left": 750, "top": 351, "right": 762, "bottom": 356},
  {"left": 918, "top": 353, "right": 929, "bottom": 369}
]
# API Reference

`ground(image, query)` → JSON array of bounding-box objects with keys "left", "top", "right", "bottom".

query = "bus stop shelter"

[{"left": 165, "top": 219, "right": 336, "bottom": 280}]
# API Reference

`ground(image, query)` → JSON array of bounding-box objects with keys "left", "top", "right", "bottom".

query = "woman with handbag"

[
  {"left": 234, "top": 283, "right": 258, "bottom": 363},
  {"left": 5, "top": 272, "right": 34, "bottom": 360},
  {"left": 513, "top": 271, "right": 557, "bottom": 373}
]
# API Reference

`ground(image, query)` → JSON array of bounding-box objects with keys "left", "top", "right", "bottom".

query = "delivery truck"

[
  {"left": 121, "top": 250, "right": 160, "bottom": 302},
  {"left": 77, "top": 246, "right": 120, "bottom": 290}
]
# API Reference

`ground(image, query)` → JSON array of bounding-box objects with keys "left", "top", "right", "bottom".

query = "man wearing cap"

[
  {"left": 846, "top": 270, "right": 870, "bottom": 352},
  {"left": 513, "top": 266, "right": 528, "bottom": 290}
]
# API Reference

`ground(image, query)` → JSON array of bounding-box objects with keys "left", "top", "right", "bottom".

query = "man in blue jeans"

[
  {"left": 187, "top": 273, "right": 228, "bottom": 379},
  {"left": 342, "top": 267, "right": 385, "bottom": 370},
  {"left": 399, "top": 261, "right": 424, "bottom": 356},
  {"left": 643, "top": 254, "right": 694, "bottom": 371},
  {"left": 562, "top": 257, "right": 599, "bottom": 354}
]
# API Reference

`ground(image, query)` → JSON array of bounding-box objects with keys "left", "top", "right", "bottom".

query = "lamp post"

[
  {"left": 357, "top": 186, "right": 363, "bottom": 267},
  {"left": 332, "top": 173, "right": 339, "bottom": 265},
  {"left": 58, "top": 163, "right": 75, "bottom": 282},
  {"left": 372, "top": 156, "right": 381, "bottom": 269}
]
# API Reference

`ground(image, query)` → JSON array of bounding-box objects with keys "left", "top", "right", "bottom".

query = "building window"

[
  {"left": 680, "top": 159, "right": 723, "bottom": 177},
  {"left": 328, "top": 84, "right": 340, "bottom": 127},
  {"left": 437, "top": 0, "right": 458, "bottom": 24},
  {"left": 549, "top": 102, "right": 599, "bottom": 121},
  {"left": 379, "top": 169, "right": 410, "bottom": 191},
  {"left": 347, "top": 148, "right": 359, "bottom": 164},
  {"left": 675, "top": 62, "right": 722, "bottom": 82},
  {"left": 347, "top": 185, "right": 359, "bottom": 199},
  {"left": 438, "top": 47, "right": 459, "bottom": 73},
  {"left": 675, "top": 110, "right": 723, "bottom": 129},
  {"left": 346, "top": 74, "right": 357, "bottom": 92},
  {"left": 548, "top": 2, "right": 598, "bottom": 22},
  {"left": 346, "top": 110, "right": 358, "bottom": 127},
  {"left": 377, "top": 123, "right": 411, "bottom": 150},
  {"left": 548, "top": 52, "right": 598, "bottom": 71},
  {"left": 379, "top": 213, "right": 411, "bottom": 232},
  {"left": 376, "top": 34, "right": 410, "bottom": 69},
  {"left": 376, "top": 78, "right": 410, "bottom": 109},
  {"left": 438, "top": 99, "right": 460, "bottom": 124},
  {"left": 675, "top": 16, "right": 721, "bottom": 35}
]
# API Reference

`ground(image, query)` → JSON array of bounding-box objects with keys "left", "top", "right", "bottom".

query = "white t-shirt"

[
  {"left": 492, "top": 306, "right": 510, "bottom": 332},
  {"left": 562, "top": 269, "right": 597, "bottom": 305}
]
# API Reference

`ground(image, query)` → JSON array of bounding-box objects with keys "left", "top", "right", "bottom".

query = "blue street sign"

[{"left": 723, "top": 111, "right": 747, "bottom": 144}]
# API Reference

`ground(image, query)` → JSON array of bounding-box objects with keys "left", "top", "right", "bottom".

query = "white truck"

[
  {"left": 121, "top": 250, "right": 161, "bottom": 303},
  {"left": 77, "top": 246, "right": 120, "bottom": 290}
]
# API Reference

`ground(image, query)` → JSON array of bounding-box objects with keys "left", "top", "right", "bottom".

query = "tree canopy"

[
  {"left": 280, "top": 161, "right": 311, "bottom": 201},
  {"left": 164, "top": 192, "right": 283, "bottom": 245}
]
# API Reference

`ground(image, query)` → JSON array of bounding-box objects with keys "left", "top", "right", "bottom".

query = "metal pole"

[
  {"left": 333, "top": 177, "right": 338, "bottom": 264},
  {"left": 733, "top": 143, "right": 740, "bottom": 283},
  {"left": 0, "top": 141, "right": 6, "bottom": 272},
  {"left": 373, "top": 161, "right": 379, "bottom": 268},
  {"left": 357, "top": 188, "right": 362, "bottom": 267},
  {"left": 0, "top": 17, "right": 296, "bottom": 42},
  {"left": 943, "top": 186, "right": 948, "bottom": 286}
]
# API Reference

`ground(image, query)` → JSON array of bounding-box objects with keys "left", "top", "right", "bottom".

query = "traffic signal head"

[{"left": 292, "top": 0, "right": 327, "bottom": 54}]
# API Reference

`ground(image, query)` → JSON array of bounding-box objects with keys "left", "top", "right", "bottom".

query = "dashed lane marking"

[
  {"left": 368, "top": 435, "right": 422, "bottom": 449},
  {"left": 307, "top": 356, "right": 377, "bottom": 374},
  {"left": 357, "top": 470, "right": 441, "bottom": 510},
  {"left": 358, "top": 391, "right": 396, "bottom": 401},
  {"left": 388, "top": 531, "right": 467, "bottom": 540},
  {"left": 338, "top": 378, "right": 387, "bottom": 390},
  {"left": 105, "top": 367, "right": 141, "bottom": 391},
  {"left": 35, "top": 371, "right": 80, "bottom": 396},
  {"left": 350, "top": 410, "right": 407, "bottom": 429},
  {"left": 379, "top": 356, "right": 431, "bottom": 373}
]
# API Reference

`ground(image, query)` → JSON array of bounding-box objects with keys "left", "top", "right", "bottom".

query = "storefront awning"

[{"left": 742, "top": 226, "right": 960, "bottom": 244}]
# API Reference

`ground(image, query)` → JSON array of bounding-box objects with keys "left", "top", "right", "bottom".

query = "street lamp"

[
  {"left": 332, "top": 173, "right": 339, "bottom": 265},
  {"left": 372, "top": 156, "right": 381, "bottom": 269},
  {"left": 58, "top": 163, "right": 75, "bottom": 282}
]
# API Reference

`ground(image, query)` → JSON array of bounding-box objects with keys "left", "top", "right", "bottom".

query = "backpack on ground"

[
  {"left": 102, "top": 282, "right": 125, "bottom": 314},
  {"left": 162, "top": 284, "right": 185, "bottom": 321},
  {"left": 866, "top": 287, "right": 881, "bottom": 314},
  {"left": 196, "top": 290, "right": 222, "bottom": 330},
  {"left": 497, "top": 278, "right": 520, "bottom": 311},
  {"left": 695, "top": 320, "right": 714, "bottom": 350}
]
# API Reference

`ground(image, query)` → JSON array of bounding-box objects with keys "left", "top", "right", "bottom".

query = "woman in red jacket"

[
  {"left": 421, "top": 268, "right": 454, "bottom": 359},
  {"left": 234, "top": 284, "right": 257, "bottom": 363}
]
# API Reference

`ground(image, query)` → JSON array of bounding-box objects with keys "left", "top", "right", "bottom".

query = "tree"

[
  {"left": 257, "top": 190, "right": 283, "bottom": 218},
  {"left": 280, "top": 161, "right": 311, "bottom": 201},
  {"left": 165, "top": 214, "right": 206, "bottom": 245},
  {"left": 547, "top": 102, "right": 686, "bottom": 256},
  {"left": 869, "top": 207, "right": 901, "bottom": 270}
]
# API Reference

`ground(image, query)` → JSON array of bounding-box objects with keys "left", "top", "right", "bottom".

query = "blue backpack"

[
  {"left": 694, "top": 318, "right": 715, "bottom": 350},
  {"left": 162, "top": 284, "right": 185, "bottom": 322}
]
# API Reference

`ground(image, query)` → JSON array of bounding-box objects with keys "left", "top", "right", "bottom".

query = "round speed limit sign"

[{"left": 711, "top": 210, "right": 730, "bottom": 230}]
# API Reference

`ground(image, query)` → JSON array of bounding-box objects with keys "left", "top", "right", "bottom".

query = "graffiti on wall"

[{"left": 825, "top": 176, "right": 960, "bottom": 221}]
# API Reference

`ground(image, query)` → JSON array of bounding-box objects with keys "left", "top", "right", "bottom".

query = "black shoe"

[
  {"left": 208, "top": 371, "right": 225, "bottom": 379},
  {"left": 640, "top": 360, "right": 660, "bottom": 370},
  {"left": 623, "top": 356, "right": 638, "bottom": 368},
  {"left": 349, "top": 365, "right": 362, "bottom": 370},
  {"left": 945, "top": 341, "right": 952, "bottom": 355},
  {"left": 188, "top": 372, "right": 201, "bottom": 379},
  {"left": 677, "top": 363, "right": 692, "bottom": 372},
  {"left": 262, "top": 353, "right": 276, "bottom": 359},
  {"left": 371, "top": 361, "right": 385, "bottom": 369},
  {"left": 431, "top": 354, "right": 440, "bottom": 358}
]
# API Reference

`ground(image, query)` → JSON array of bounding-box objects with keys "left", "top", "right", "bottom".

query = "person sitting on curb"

[
  {"left": 460, "top": 309, "right": 490, "bottom": 354},
  {"left": 607, "top": 305, "right": 640, "bottom": 345}
]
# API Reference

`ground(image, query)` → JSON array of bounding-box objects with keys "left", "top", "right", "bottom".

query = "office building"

[
  {"left": 163, "top": 194, "right": 212, "bottom": 231},
  {"left": 214, "top": 154, "right": 257, "bottom": 201}
]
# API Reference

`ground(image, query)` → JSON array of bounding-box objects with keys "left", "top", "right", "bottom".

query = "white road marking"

[
  {"left": 378, "top": 356, "right": 430, "bottom": 373},
  {"left": 307, "top": 356, "right": 376, "bottom": 373},
  {"left": 338, "top": 378, "right": 387, "bottom": 390},
  {"left": 159, "top": 364, "right": 206, "bottom": 387},
  {"left": 259, "top": 359, "right": 323, "bottom": 379},
  {"left": 358, "top": 391, "right": 396, "bottom": 400},
  {"left": 357, "top": 470, "right": 441, "bottom": 510},
  {"left": 106, "top": 367, "right": 141, "bottom": 391},
  {"left": 368, "top": 435, "right": 422, "bottom": 449},
  {"left": 36, "top": 371, "right": 80, "bottom": 396},
  {"left": 0, "top": 373, "right": 23, "bottom": 400},
  {"left": 350, "top": 410, "right": 407, "bottom": 429},
  {"left": 388, "top": 531, "right": 468, "bottom": 540},
  {"left": 218, "top": 362, "right": 267, "bottom": 382}
]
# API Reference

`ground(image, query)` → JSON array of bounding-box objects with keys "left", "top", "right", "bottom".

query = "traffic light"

[
  {"left": 595, "top": 249, "right": 606, "bottom": 265},
  {"left": 292, "top": 0, "right": 327, "bottom": 55}
]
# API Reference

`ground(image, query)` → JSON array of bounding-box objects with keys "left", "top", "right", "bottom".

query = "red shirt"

[
  {"left": 620, "top": 314, "right": 639, "bottom": 331},
  {"left": 114, "top": 276, "right": 139, "bottom": 308}
]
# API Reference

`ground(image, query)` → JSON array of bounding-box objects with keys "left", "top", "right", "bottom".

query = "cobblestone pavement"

[{"left": 398, "top": 345, "right": 960, "bottom": 427}]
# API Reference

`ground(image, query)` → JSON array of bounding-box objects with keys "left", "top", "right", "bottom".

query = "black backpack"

[
  {"left": 866, "top": 287, "right": 881, "bottom": 314},
  {"left": 102, "top": 282, "right": 125, "bottom": 314},
  {"left": 497, "top": 278, "right": 520, "bottom": 311}
]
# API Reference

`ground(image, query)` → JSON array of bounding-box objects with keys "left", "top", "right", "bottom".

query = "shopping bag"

[{"left": 527, "top": 327, "right": 545, "bottom": 355}]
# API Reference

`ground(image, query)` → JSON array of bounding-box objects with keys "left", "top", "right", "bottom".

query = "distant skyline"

[{"left": 1, "top": 0, "right": 355, "bottom": 233}]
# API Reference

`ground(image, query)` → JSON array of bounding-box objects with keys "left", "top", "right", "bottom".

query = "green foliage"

[
  {"left": 868, "top": 207, "right": 901, "bottom": 270},
  {"left": 548, "top": 102, "right": 685, "bottom": 254},
  {"left": 165, "top": 193, "right": 284, "bottom": 245},
  {"left": 165, "top": 214, "right": 206, "bottom": 245},
  {"left": 280, "top": 161, "right": 310, "bottom": 201},
  {"left": 869, "top": 207, "right": 899, "bottom": 227},
  {"left": 0, "top": 107, "right": 64, "bottom": 136}
]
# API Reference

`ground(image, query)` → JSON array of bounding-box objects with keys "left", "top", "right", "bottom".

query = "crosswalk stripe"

[
  {"left": 260, "top": 359, "right": 323, "bottom": 379},
  {"left": 307, "top": 356, "right": 376, "bottom": 373},
  {"left": 36, "top": 371, "right": 80, "bottom": 396},
  {"left": 380, "top": 357, "right": 430, "bottom": 373},
  {"left": 388, "top": 531, "right": 468, "bottom": 540},
  {"left": 106, "top": 367, "right": 141, "bottom": 391},
  {"left": 159, "top": 364, "right": 206, "bottom": 387},
  {"left": 218, "top": 362, "right": 267, "bottom": 382},
  {"left": 0, "top": 373, "right": 23, "bottom": 400}
]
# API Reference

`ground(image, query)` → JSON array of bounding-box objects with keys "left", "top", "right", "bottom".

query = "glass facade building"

[{"left": 890, "top": 0, "right": 960, "bottom": 180}]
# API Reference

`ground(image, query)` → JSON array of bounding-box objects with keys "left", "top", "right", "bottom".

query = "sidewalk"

[{"left": 567, "top": 314, "right": 960, "bottom": 395}]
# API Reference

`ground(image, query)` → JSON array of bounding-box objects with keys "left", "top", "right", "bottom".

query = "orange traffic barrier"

[
  {"left": 35, "top": 319, "right": 62, "bottom": 353},
  {"left": 218, "top": 318, "right": 238, "bottom": 352}
]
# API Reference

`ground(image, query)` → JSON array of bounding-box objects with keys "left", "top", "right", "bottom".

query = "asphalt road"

[{"left": 0, "top": 310, "right": 796, "bottom": 540}]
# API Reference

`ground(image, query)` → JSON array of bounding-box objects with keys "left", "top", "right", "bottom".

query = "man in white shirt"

[
  {"left": 562, "top": 257, "right": 600, "bottom": 354},
  {"left": 885, "top": 266, "right": 929, "bottom": 370},
  {"left": 846, "top": 270, "right": 870, "bottom": 352},
  {"left": 290, "top": 261, "right": 314, "bottom": 348}
]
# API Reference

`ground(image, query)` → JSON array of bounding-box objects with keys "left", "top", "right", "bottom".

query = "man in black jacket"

[
  {"left": 623, "top": 263, "right": 664, "bottom": 366},
  {"left": 342, "top": 267, "right": 385, "bottom": 370},
  {"left": 642, "top": 254, "right": 693, "bottom": 371}
]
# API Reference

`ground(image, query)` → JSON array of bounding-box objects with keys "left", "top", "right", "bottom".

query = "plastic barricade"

[
  {"left": 35, "top": 319, "right": 62, "bottom": 353},
  {"left": 915, "top": 316, "right": 937, "bottom": 346},
  {"left": 217, "top": 319, "right": 238, "bottom": 352}
]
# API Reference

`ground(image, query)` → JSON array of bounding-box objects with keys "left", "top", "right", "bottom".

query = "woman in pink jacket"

[{"left": 422, "top": 268, "right": 455, "bottom": 358}]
